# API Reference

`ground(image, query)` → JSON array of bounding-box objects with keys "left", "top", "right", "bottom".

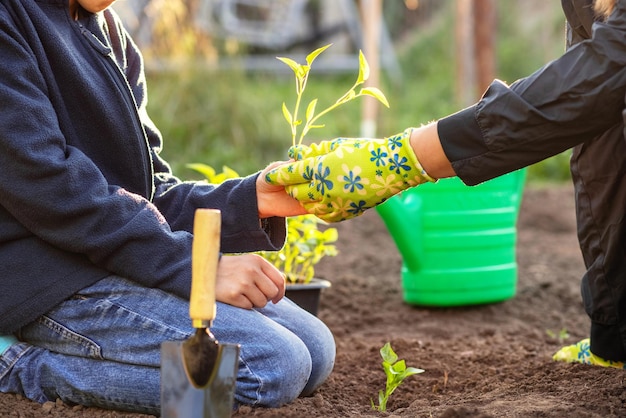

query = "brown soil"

[{"left": 2, "top": 183, "right": 625, "bottom": 418}]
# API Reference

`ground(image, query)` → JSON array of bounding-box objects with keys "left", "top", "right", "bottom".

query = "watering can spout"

[{"left": 376, "top": 190, "right": 423, "bottom": 272}]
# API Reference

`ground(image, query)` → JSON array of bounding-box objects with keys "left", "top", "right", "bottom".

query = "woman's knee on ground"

[{"left": 236, "top": 333, "right": 313, "bottom": 407}]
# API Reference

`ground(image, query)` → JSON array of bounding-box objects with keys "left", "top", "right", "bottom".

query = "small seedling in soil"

[
  {"left": 546, "top": 328, "right": 570, "bottom": 344},
  {"left": 372, "top": 342, "right": 424, "bottom": 412},
  {"left": 277, "top": 43, "right": 389, "bottom": 151}
]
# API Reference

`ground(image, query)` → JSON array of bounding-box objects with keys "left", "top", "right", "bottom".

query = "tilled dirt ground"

[{"left": 2, "top": 183, "right": 625, "bottom": 418}]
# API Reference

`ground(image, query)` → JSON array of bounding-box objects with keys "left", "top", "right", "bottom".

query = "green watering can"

[{"left": 376, "top": 169, "right": 526, "bottom": 307}]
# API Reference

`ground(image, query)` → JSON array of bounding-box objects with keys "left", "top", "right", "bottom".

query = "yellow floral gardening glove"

[
  {"left": 553, "top": 338, "right": 626, "bottom": 369},
  {"left": 266, "top": 128, "right": 436, "bottom": 222}
]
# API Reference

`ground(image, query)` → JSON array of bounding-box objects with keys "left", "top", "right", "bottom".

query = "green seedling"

[
  {"left": 257, "top": 215, "right": 338, "bottom": 284},
  {"left": 187, "top": 164, "right": 338, "bottom": 284},
  {"left": 186, "top": 163, "right": 239, "bottom": 183},
  {"left": 372, "top": 342, "right": 424, "bottom": 412},
  {"left": 546, "top": 328, "right": 570, "bottom": 344},
  {"left": 277, "top": 43, "right": 390, "bottom": 151}
]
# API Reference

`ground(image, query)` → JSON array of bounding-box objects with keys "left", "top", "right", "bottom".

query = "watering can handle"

[
  {"left": 190, "top": 209, "right": 221, "bottom": 328},
  {"left": 376, "top": 191, "right": 424, "bottom": 272}
]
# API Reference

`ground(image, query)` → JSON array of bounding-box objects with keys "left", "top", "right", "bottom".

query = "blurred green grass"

[{"left": 146, "top": 2, "right": 571, "bottom": 183}]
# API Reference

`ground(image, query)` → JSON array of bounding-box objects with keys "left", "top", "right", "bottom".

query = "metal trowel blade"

[{"left": 161, "top": 341, "right": 239, "bottom": 418}]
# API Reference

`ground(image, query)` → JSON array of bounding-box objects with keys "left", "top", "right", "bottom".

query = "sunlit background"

[{"left": 111, "top": 0, "right": 569, "bottom": 181}]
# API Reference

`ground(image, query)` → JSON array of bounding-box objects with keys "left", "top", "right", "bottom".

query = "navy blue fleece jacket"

[{"left": 0, "top": 0, "right": 286, "bottom": 334}]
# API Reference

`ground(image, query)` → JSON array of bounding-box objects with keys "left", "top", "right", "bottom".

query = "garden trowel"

[{"left": 161, "top": 209, "right": 240, "bottom": 418}]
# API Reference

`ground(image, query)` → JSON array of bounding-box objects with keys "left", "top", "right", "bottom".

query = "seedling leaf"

[
  {"left": 220, "top": 165, "right": 240, "bottom": 181},
  {"left": 306, "top": 43, "right": 332, "bottom": 66},
  {"left": 186, "top": 163, "right": 215, "bottom": 180},
  {"left": 187, "top": 164, "right": 239, "bottom": 183},
  {"left": 391, "top": 359, "right": 407, "bottom": 374},
  {"left": 357, "top": 50, "right": 370, "bottom": 84},
  {"left": 322, "top": 228, "right": 338, "bottom": 242},
  {"left": 380, "top": 342, "right": 398, "bottom": 364},
  {"left": 404, "top": 366, "right": 425, "bottom": 378},
  {"left": 282, "top": 102, "right": 293, "bottom": 125},
  {"left": 360, "top": 87, "right": 390, "bottom": 108},
  {"left": 305, "top": 99, "right": 318, "bottom": 123},
  {"left": 276, "top": 56, "right": 301, "bottom": 75}
]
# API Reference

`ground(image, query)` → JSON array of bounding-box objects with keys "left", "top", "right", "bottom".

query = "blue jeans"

[{"left": 0, "top": 276, "right": 336, "bottom": 415}]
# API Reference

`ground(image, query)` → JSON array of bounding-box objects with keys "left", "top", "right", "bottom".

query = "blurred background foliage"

[{"left": 121, "top": 0, "right": 571, "bottom": 183}]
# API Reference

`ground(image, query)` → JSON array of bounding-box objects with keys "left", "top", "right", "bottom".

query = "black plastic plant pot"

[{"left": 285, "top": 278, "right": 331, "bottom": 316}]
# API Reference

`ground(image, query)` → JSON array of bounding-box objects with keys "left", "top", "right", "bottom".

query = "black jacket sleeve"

[{"left": 438, "top": 0, "right": 626, "bottom": 185}]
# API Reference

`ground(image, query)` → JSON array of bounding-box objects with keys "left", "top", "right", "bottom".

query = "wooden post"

[
  {"left": 455, "top": 0, "right": 476, "bottom": 107},
  {"left": 473, "top": 0, "right": 496, "bottom": 94},
  {"left": 360, "top": 0, "right": 382, "bottom": 138},
  {"left": 456, "top": 0, "right": 496, "bottom": 105}
]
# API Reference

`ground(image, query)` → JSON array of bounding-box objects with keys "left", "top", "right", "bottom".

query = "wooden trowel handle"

[{"left": 190, "top": 209, "right": 221, "bottom": 329}]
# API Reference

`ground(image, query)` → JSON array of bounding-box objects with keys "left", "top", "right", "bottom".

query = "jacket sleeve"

[
  {"left": 437, "top": 0, "right": 626, "bottom": 185},
  {"left": 104, "top": 10, "right": 286, "bottom": 253}
]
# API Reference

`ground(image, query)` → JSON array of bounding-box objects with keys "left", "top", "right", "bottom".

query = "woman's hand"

[
  {"left": 215, "top": 253, "right": 286, "bottom": 309},
  {"left": 256, "top": 161, "right": 308, "bottom": 219}
]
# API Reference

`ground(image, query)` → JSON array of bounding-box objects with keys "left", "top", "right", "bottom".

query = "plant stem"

[
  {"left": 291, "top": 72, "right": 311, "bottom": 148},
  {"left": 298, "top": 80, "right": 361, "bottom": 145}
]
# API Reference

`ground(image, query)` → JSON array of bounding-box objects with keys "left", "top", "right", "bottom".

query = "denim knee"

[
  {"left": 212, "top": 298, "right": 335, "bottom": 407},
  {"left": 300, "top": 324, "right": 335, "bottom": 397},
  {"left": 268, "top": 343, "right": 313, "bottom": 407},
  {"left": 236, "top": 333, "right": 312, "bottom": 408}
]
